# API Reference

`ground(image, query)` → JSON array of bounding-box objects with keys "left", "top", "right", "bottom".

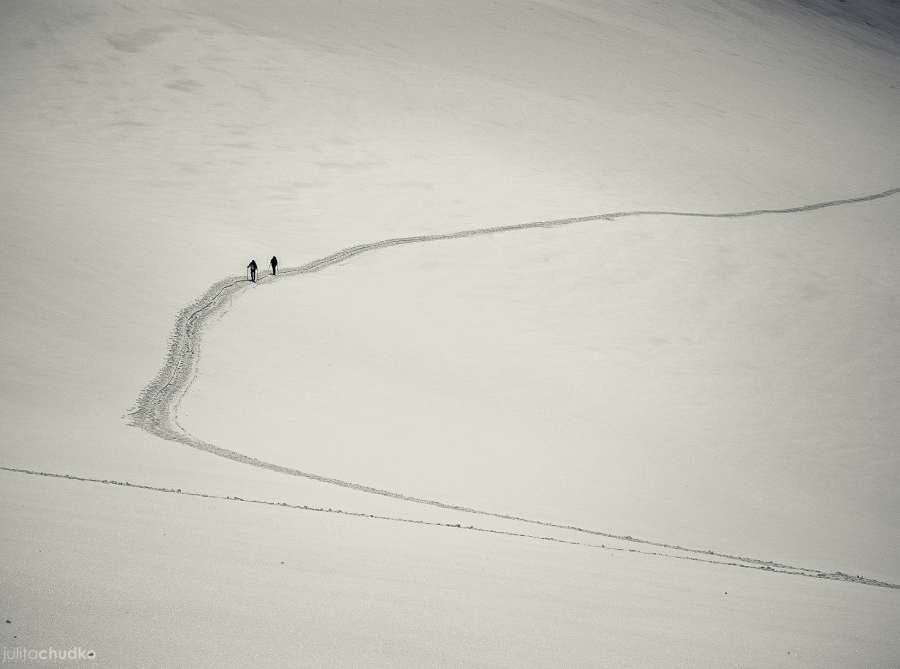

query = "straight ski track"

[
  {"left": 3, "top": 465, "right": 895, "bottom": 589},
  {"left": 18, "top": 188, "right": 900, "bottom": 589}
]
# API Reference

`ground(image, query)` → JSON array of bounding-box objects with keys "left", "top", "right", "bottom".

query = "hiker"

[
  {"left": 270, "top": 255, "right": 278, "bottom": 276},
  {"left": 247, "top": 259, "right": 258, "bottom": 283}
]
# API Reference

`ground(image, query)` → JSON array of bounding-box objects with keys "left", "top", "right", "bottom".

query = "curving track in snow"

[{"left": 124, "top": 186, "right": 900, "bottom": 588}]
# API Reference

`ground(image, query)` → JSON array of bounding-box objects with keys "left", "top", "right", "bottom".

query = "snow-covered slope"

[
  {"left": 178, "top": 197, "right": 900, "bottom": 583},
  {"left": 2, "top": 0, "right": 899, "bottom": 666}
]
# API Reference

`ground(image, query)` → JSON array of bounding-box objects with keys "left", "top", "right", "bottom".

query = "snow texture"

[{"left": 2, "top": 0, "right": 900, "bottom": 666}]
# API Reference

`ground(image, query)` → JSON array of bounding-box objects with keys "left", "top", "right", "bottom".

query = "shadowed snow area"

[{"left": 2, "top": 0, "right": 900, "bottom": 666}]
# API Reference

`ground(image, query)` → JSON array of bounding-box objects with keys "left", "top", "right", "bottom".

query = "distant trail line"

[
  {"left": 275, "top": 186, "right": 900, "bottom": 278},
  {"left": 3, "top": 466, "right": 896, "bottom": 589},
  {"left": 121, "top": 186, "right": 900, "bottom": 588}
]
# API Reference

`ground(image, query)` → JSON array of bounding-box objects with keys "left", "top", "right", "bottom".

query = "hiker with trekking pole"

[{"left": 247, "top": 259, "right": 258, "bottom": 283}]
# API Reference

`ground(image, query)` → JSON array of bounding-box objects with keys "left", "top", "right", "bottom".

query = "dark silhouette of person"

[
  {"left": 247, "top": 259, "right": 258, "bottom": 283},
  {"left": 270, "top": 255, "right": 278, "bottom": 276}
]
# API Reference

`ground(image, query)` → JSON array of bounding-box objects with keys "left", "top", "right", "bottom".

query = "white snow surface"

[{"left": 2, "top": 0, "right": 900, "bottom": 666}]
